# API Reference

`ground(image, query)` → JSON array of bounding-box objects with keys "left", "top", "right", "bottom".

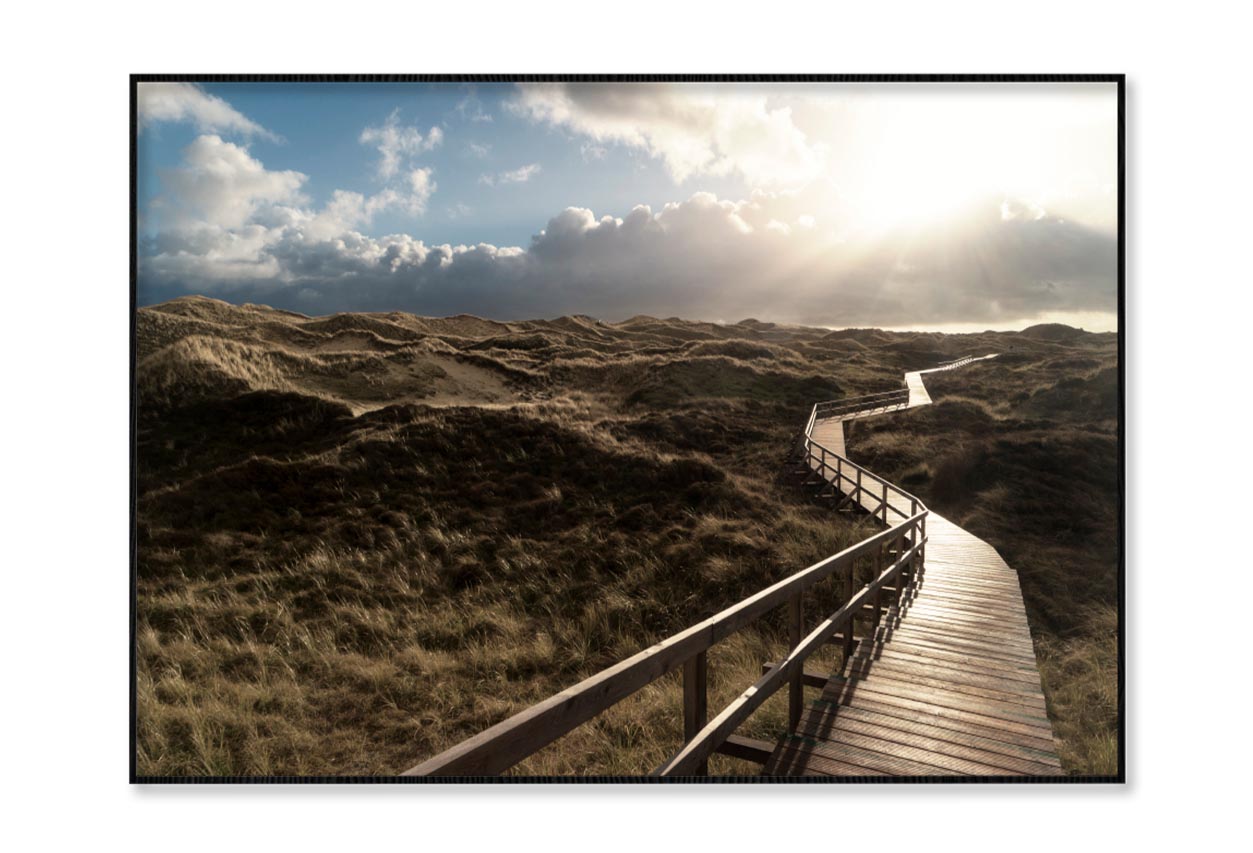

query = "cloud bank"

[{"left": 139, "top": 134, "right": 1115, "bottom": 327}]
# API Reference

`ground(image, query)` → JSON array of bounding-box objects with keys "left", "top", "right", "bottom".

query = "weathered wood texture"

[{"left": 766, "top": 354, "right": 1063, "bottom": 777}]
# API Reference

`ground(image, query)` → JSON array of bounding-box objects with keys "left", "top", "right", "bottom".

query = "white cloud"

[
  {"left": 509, "top": 82, "right": 824, "bottom": 187},
  {"left": 456, "top": 94, "right": 493, "bottom": 123},
  {"left": 479, "top": 163, "right": 542, "bottom": 186},
  {"left": 359, "top": 110, "right": 443, "bottom": 180},
  {"left": 467, "top": 142, "right": 491, "bottom": 158},
  {"left": 137, "top": 82, "right": 277, "bottom": 141},
  {"left": 508, "top": 82, "right": 1118, "bottom": 233},
  {"left": 149, "top": 134, "right": 438, "bottom": 275},
  {"left": 141, "top": 144, "right": 1116, "bottom": 328},
  {"left": 157, "top": 135, "right": 305, "bottom": 229},
  {"left": 405, "top": 168, "right": 436, "bottom": 213}
]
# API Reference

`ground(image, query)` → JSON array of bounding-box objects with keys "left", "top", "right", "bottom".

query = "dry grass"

[{"left": 135, "top": 297, "right": 1119, "bottom": 777}]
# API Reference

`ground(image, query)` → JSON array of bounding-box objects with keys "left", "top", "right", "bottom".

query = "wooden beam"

[
  {"left": 842, "top": 559, "right": 856, "bottom": 664},
  {"left": 683, "top": 651, "right": 708, "bottom": 776},
  {"left": 715, "top": 734, "right": 776, "bottom": 766},
  {"left": 788, "top": 593, "right": 803, "bottom": 731},
  {"left": 761, "top": 662, "right": 828, "bottom": 688}
]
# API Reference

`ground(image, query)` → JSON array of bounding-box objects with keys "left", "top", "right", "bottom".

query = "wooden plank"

[
  {"left": 764, "top": 743, "right": 881, "bottom": 777},
  {"left": 790, "top": 720, "right": 1047, "bottom": 776},
  {"left": 824, "top": 679, "right": 1054, "bottom": 732},
  {"left": 715, "top": 734, "right": 775, "bottom": 766},
  {"left": 809, "top": 693, "right": 1059, "bottom": 752},
  {"left": 795, "top": 702, "right": 1061, "bottom": 769},
  {"left": 859, "top": 637, "right": 1040, "bottom": 673},
  {"left": 843, "top": 659, "right": 1047, "bottom": 705},
  {"left": 878, "top": 611, "right": 1037, "bottom": 644},
  {"left": 776, "top": 732, "right": 979, "bottom": 776},
  {"left": 863, "top": 626, "right": 1041, "bottom": 664},
  {"left": 840, "top": 661, "right": 1050, "bottom": 710},
  {"left": 852, "top": 638, "right": 1047, "bottom": 676}
]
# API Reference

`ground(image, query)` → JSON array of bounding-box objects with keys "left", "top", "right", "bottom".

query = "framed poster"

[{"left": 131, "top": 74, "right": 1123, "bottom": 782}]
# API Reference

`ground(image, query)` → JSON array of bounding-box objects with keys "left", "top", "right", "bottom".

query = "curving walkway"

[{"left": 764, "top": 356, "right": 1063, "bottom": 776}]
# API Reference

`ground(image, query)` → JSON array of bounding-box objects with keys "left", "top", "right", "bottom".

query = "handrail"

[
  {"left": 813, "top": 386, "right": 910, "bottom": 420},
  {"left": 403, "top": 365, "right": 970, "bottom": 778},
  {"left": 654, "top": 536, "right": 925, "bottom": 776},
  {"left": 815, "top": 392, "right": 909, "bottom": 419},
  {"left": 936, "top": 354, "right": 976, "bottom": 368},
  {"left": 801, "top": 413, "right": 924, "bottom": 523}
]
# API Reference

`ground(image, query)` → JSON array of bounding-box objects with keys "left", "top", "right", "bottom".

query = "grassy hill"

[{"left": 134, "top": 296, "right": 1119, "bottom": 776}]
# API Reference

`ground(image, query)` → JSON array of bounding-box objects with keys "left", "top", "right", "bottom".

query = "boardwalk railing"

[
  {"left": 404, "top": 390, "right": 931, "bottom": 778},
  {"left": 801, "top": 423, "right": 924, "bottom": 524},
  {"left": 813, "top": 388, "right": 909, "bottom": 420}
]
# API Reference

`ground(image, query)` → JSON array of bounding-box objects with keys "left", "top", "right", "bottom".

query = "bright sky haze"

[{"left": 136, "top": 80, "right": 1118, "bottom": 330}]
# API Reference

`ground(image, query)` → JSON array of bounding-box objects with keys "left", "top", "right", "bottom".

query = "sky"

[{"left": 136, "top": 80, "right": 1119, "bottom": 331}]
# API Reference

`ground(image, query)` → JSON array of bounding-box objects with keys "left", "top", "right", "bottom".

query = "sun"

[{"left": 824, "top": 91, "right": 1058, "bottom": 234}]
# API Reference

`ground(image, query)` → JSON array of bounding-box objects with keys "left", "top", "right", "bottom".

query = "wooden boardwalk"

[
  {"left": 764, "top": 355, "right": 1063, "bottom": 776},
  {"left": 407, "top": 354, "right": 1062, "bottom": 779}
]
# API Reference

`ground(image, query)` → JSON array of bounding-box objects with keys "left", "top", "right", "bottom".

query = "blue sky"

[
  {"left": 138, "top": 82, "right": 747, "bottom": 249},
  {"left": 136, "top": 80, "right": 1119, "bottom": 329}
]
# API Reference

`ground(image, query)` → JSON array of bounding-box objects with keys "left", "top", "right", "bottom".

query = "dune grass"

[{"left": 135, "top": 296, "right": 1119, "bottom": 776}]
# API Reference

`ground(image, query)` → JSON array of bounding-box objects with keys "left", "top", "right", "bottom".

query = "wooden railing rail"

[
  {"left": 801, "top": 401, "right": 925, "bottom": 524},
  {"left": 813, "top": 388, "right": 909, "bottom": 419}
]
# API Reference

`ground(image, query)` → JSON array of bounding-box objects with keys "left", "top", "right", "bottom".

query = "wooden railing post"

[
  {"left": 881, "top": 482, "right": 889, "bottom": 522},
  {"left": 842, "top": 561, "right": 856, "bottom": 665},
  {"left": 904, "top": 500, "right": 918, "bottom": 591},
  {"left": 683, "top": 651, "right": 708, "bottom": 776},
  {"left": 788, "top": 592, "right": 803, "bottom": 731},
  {"left": 888, "top": 530, "right": 900, "bottom": 607},
  {"left": 872, "top": 541, "right": 883, "bottom": 629},
  {"left": 919, "top": 515, "right": 927, "bottom": 580}
]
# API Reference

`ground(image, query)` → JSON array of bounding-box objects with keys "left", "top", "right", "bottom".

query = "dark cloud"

[{"left": 139, "top": 189, "right": 1115, "bottom": 327}]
